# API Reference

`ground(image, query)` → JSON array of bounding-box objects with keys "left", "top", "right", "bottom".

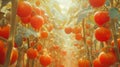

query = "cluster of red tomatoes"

[
  {"left": 17, "top": 1, "right": 53, "bottom": 67},
  {"left": 17, "top": 1, "right": 44, "bottom": 30},
  {"left": 77, "top": 0, "right": 119, "bottom": 67}
]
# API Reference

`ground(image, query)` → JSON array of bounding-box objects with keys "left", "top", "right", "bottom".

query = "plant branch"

[
  {"left": 82, "top": 19, "right": 92, "bottom": 67},
  {"left": 3, "top": 0, "right": 18, "bottom": 67},
  {"left": 110, "top": 19, "right": 120, "bottom": 63}
]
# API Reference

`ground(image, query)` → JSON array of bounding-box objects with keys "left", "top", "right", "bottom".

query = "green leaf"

[
  {"left": 15, "top": 34, "right": 22, "bottom": 47},
  {"left": 23, "top": 28, "right": 38, "bottom": 38},
  {"left": 109, "top": 8, "right": 119, "bottom": 19},
  {"left": 17, "top": 24, "right": 38, "bottom": 38},
  {"left": 105, "top": 0, "right": 110, "bottom": 6},
  {"left": 77, "top": 6, "right": 92, "bottom": 23}
]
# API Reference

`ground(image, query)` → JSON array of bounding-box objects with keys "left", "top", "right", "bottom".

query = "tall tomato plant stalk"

[
  {"left": 3, "top": 0, "right": 18, "bottom": 67},
  {"left": 109, "top": 0, "right": 120, "bottom": 63},
  {"left": 82, "top": 19, "right": 92, "bottom": 67}
]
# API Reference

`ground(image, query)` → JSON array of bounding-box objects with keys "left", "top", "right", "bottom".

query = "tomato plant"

[{"left": 1, "top": 0, "right": 120, "bottom": 67}]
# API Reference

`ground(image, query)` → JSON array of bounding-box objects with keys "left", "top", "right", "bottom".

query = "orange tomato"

[
  {"left": 64, "top": 27, "right": 72, "bottom": 34},
  {"left": 39, "top": 54, "right": 52, "bottom": 67},
  {"left": 72, "top": 27, "right": 82, "bottom": 34},
  {"left": 86, "top": 40, "right": 93, "bottom": 46},
  {"left": 30, "top": 15, "right": 44, "bottom": 30},
  {"left": 75, "top": 33, "right": 82, "bottom": 41},
  {"left": 78, "top": 59, "right": 90, "bottom": 67},
  {"left": 17, "top": 1, "right": 32, "bottom": 17},
  {"left": 35, "top": 0, "right": 41, "bottom": 6},
  {"left": 40, "top": 31, "right": 48, "bottom": 38}
]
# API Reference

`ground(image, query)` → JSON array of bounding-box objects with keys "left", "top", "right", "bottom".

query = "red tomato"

[
  {"left": 0, "top": 24, "right": 10, "bottom": 39},
  {"left": 30, "top": 15, "right": 44, "bottom": 30},
  {"left": 95, "top": 27, "right": 111, "bottom": 42},
  {"left": 20, "top": 14, "right": 31, "bottom": 24},
  {"left": 39, "top": 54, "right": 52, "bottom": 67},
  {"left": 94, "top": 11, "right": 110, "bottom": 26},
  {"left": 93, "top": 58, "right": 108, "bottom": 67},
  {"left": 17, "top": 1, "right": 32, "bottom": 17},
  {"left": 10, "top": 48, "right": 18, "bottom": 65},
  {"left": 89, "top": 0, "right": 106, "bottom": 8},
  {"left": 78, "top": 59, "right": 90, "bottom": 67},
  {"left": 37, "top": 45, "right": 42, "bottom": 52},
  {"left": 64, "top": 27, "right": 72, "bottom": 34},
  {"left": 86, "top": 40, "right": 93, "bottom": 46},
  {"left": 26, "top": 48, "right": 38, "bottom": 59},
  {"left": 30, "top": 41, "right": 35, "bottom": 47},
  {"left": 0, "top": 40, "right": 6, "bottom": 65},
  {"left": 98, "top": 52, "right": 117, "bottom": 66}
]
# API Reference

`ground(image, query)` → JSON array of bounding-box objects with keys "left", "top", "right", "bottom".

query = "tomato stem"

[
  {"left": 27, "top": 38, "right": 30, "bottom": 67},
  {"left": 82, "top": 19, "right": 92, "bottom": 67},
  {"left": 110, "top": 19, "right": 120, "bottom": 63},
  {"left": 3, "top": 0, "right": 18, "bottom": 67},
  {"left": 32, "top": 60, "right": 34, "bottom": 67},
  {"left": 16, "top": 48, "right": 22, "bottom": 67}
]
